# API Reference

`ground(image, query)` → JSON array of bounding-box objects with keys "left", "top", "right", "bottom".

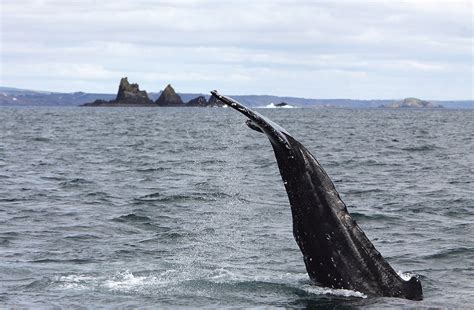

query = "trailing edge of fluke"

[{"left": 210, "top": 90, "right": 423, "bottom": 301}]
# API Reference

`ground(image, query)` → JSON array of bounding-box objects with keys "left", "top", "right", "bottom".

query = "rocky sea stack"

[
  {"left": 155, "top": 84, "right": 184, "bottom": 106},
  {"left": 186, "top": 96, "right": 208, "bottom": 107},
  {"left": 116, "top": 77, "right": 152, "bottom": 104},
  {"left": 83, "top": 77, "right": 154, "bottom": 106},
  {"left": 83, "top": 77, "right": 222, "bottom": 107}
]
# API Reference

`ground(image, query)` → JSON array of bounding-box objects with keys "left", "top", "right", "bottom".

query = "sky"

[{"left": 0, "top": 0, "right": 472, "bottom": 99}]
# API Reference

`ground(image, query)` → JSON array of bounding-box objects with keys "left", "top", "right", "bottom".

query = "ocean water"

[{"left": 0, "top": 106, "right": 472, "bottom": 308}]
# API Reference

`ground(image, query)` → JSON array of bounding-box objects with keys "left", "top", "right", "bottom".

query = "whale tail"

[
  {"left": 211, "top": 90, "right": 293, "bottom": 149},
  {"left": 212, "top": 90, "right": 423, "bottom": 301},
  {"left": 246, "top": 120, "right": 263, "bottom": 133}
]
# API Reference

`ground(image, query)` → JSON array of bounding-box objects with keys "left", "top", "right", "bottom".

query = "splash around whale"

[{"left": 211, "top": 90, "right": 423, "bottom": 301}]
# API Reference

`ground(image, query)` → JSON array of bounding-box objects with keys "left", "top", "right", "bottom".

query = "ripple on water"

[
  {"left": 0, "top": 107, "right": 472, "bottom": 308},
  {"left": 422, "top": 247, "right": 474, "bottom": 260},
  {"left": 112, "top": 213, "right": 152, "bottom": 223}
]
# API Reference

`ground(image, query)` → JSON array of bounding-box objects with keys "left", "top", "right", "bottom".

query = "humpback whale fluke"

[{"left": 211, "top": 90, "right": 423, "bottom": 300}]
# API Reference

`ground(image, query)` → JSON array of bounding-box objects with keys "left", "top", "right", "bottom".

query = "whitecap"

[
  {"left": 261, "top": 103, "right": 295, "bottom": 109},
  {"left": 301, "top": 284, "right": 367, "bottom": 298},
  {"left": 53, "top": 274, "right": 97, "bottom": 290},
  {"left": 206, "top": 267, "right": 236, "bottom": 283},
  {"left": 103, "top": 270, "right": 167, "bottom": 292}
]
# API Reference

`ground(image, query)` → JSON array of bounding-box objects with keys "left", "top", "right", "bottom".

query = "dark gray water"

[{"left": 0, "top": 107, "right": 472, "bottom": 308}]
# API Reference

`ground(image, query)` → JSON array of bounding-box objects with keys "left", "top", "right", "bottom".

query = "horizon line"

[{"left": 1, "top": 85, "right": 472, "bottom": 102}]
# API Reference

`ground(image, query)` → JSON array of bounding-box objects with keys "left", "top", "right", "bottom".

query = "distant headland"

[
  {"left": 82, "top": 77, "right": 223, "bottom": 107},
  {"left": 379, "top": 97, "right": 443, "bottom": 109}
]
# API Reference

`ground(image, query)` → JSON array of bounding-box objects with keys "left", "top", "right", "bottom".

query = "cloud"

[{"left": 0, "top": 0, "right": 472, "bottom": 99}]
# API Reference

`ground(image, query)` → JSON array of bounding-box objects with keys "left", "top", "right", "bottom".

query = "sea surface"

[{"left": 0, "top": 106, "right": 472, "bottom": 308}]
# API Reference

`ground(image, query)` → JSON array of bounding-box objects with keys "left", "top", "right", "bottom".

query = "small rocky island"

[
  {"left": 381, "top": 97, "right": 443, "bottom": 109},
  {"left": 83, "top": 77, "right": 223, "bottom": 107}
]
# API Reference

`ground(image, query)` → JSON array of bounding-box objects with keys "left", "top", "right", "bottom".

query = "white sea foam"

[
  {"left": 52, "top": 269, "right": 366, "bottom": 299},
  {"left": 53, "top": 274, "right": 97, "bottom": 290},
  {"left": 261, "top": 103, "right": 295, "bottom": 109},
  {"left": 206, "top": 267, "right": 236, "bottom": 283},
  {"left": 249, "top": 272, "right": 308, "bottom": 284},
  {"left": 103, "top": 270, "right": 168, "bottom": 292},
  {"left": 302, "top": 284, "right": 367, "bottom": 298},
  {"left": 53, "top": 270, "right": 171, "bottom": 293},
  {"left": 397, "top": 271, "right": 414, "bottom": 281}
]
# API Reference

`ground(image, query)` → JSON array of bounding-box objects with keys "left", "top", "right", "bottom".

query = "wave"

[
  {"left": 134, "top": 191, "right": 232, "bottom": 203},
  {"left": 48, "top": 269, "right": 366, "bottom": 299},
  {"left": 350, "top": 211, "right": 397, "bottom": 221},
  {"left": 102, "top": 271, "right": 168, "bottom": 292},
  {"left": 31, "top": 137, "right": 51, "bottom": 142},
  {"left": 138, "top": 192, "right": 161, "bottom": 200},
  {"left": 261, "top": 103, "right": 295, "bottom": 109},
  {"left": 30, "top": 258, "right": 96, "bottom": 264},
  {"left": 301, "top": 285, "right": 366, "bottom": 298},
  {"left": 64, "top": 234, "right": 101, "bottom": 241},
  {"left": 51, "top": 274, "right": 98, "bottom": 290},
  {"left": 0, "top": 197, "right": 25, "bottom": 202},
  {"left": 345, "top": 188, "right": 384, "bottom": 195},
  {"left": 112, "top": 213, "right": 152, "bottom": 223},
  {"left": 204, "top": 272, "right": 366, "bottom": 298},
  {"left": 0, "top": 239, "right": 11, "bottom": 246},
  {"left": 401, "top": 144, "right": 440, "bottom": 152},
  {"left": 136, "top": 167, "right": 168, "bottom": 173},
  {"left": 59, "top": 178, "right": 95, "bottom": 188},
  {"left": 422, "top": 247, "right": 474, "bottom": 259}
]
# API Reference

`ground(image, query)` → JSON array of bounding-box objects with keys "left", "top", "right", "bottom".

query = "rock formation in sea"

[
  {"left": 155, "top": 84, "right": 184, "bottom": 106},
  {"left": 381, "top": 97, "right": 443, "bottom": 108},
  {"left": 115, "top": 77, "right": 153, "bottom": 104},
  {"left": 186, "top": 95, "right": 208, "bottom": 107},
  {"left": 83, "top": 79, "right": 226, "bottom": 107},
  {"left": 83, "top": 77, "right": 153, "bottom": 106}
]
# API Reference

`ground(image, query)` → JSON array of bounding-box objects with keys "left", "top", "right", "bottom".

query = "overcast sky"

[{"left": 1, "top": 0, "right": 472, "bottom": 99}]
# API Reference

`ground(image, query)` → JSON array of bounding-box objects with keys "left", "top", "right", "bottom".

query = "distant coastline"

[
  {"left": 1, "top": 81, "right": 473, "bottom": 109},
  {"left": 81, "top": 77, "right": 444, "bottom": 109}
]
